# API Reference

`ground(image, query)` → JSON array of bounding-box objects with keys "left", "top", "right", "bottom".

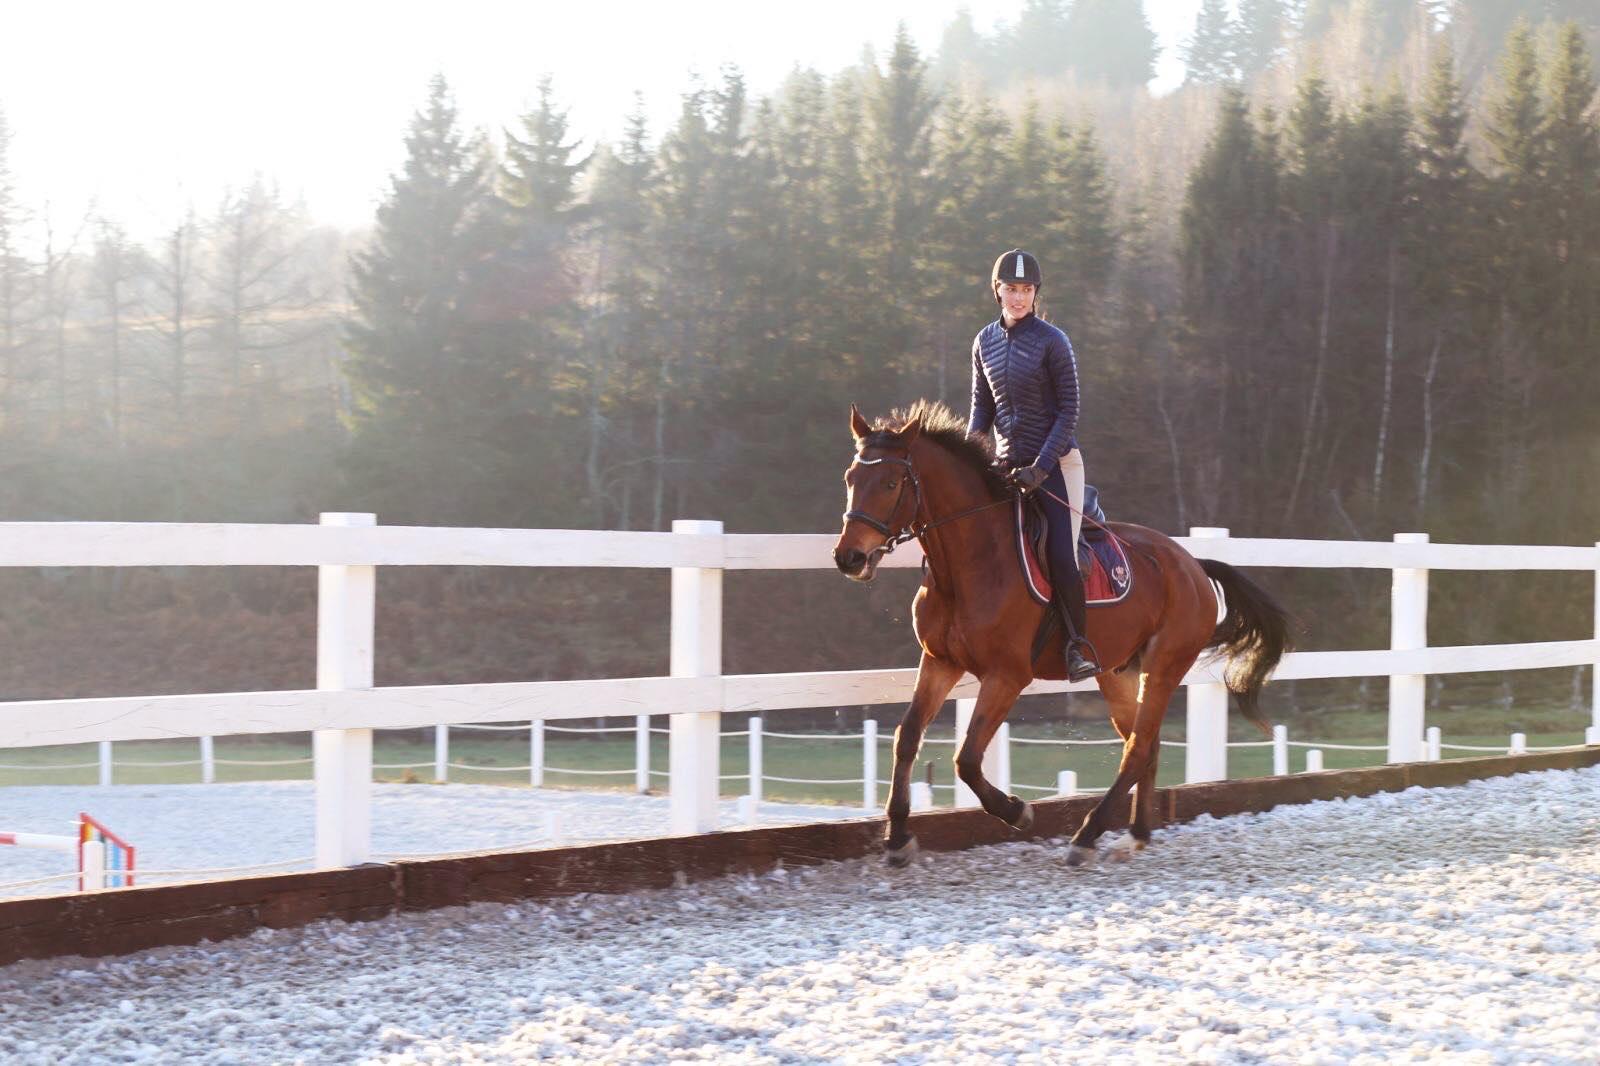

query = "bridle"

[{"left": 842, "top": 451, "right": 1012, "bottom": 560}]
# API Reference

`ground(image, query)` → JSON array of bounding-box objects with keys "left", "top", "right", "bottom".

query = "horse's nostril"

[{"left": 836, "top": 549, "right": 866, "bottom": 574}]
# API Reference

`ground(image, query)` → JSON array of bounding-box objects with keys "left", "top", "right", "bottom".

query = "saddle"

[{"left": 1014, "top": 484, "right": 1132, "bottom": 607}]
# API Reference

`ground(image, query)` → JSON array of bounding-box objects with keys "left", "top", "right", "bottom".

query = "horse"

[{"left": 833, "top": 400, "right": 1292, "bottom": 867}]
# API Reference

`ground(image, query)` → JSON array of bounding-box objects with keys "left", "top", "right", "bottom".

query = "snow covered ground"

[
  {"left": 3, "top": 767, "right": 1598, "bottom": 1064},
  {"left": 0, "top": 782, "right": 864, "bottom": 897}
]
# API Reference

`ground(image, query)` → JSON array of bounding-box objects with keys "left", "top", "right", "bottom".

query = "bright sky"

[{"left": 0, "top": 0, "right": 1202, "bottom": 244}]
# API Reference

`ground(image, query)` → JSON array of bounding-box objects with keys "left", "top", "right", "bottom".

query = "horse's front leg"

[
  {"left": 884, "top": 652, "right": 963, "bottom": 867},
  {"left": 954, "top": 673, "right": 1032, "bottom": 830}
]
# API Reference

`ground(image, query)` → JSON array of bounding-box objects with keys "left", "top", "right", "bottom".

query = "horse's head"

[{"left": 834, "top": 404, "right": 922, "bottom": 582}]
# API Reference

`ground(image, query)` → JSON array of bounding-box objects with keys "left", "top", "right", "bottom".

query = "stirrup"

[{"left": 1066, "top": 638, "right": 1101, "bottom": 683}]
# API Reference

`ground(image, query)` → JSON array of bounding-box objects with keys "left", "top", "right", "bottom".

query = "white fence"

[{"left": 2, "top": 516, "right": 1599, "bottom": 870}]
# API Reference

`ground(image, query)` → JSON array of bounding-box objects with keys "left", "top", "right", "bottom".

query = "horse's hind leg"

[
  {"left": 1066, "top": 669, "right": 1178, "bottom": 867},
  {"left": 953, "top": 673, "right": 1032, "bottom": 830},
  {"left": 1093, "top": 669, "right": 1152, "bottom": 861},
  {"left": 884, "top": 652, "right": 963, "bottom": 867},
  {"left": 1129, "top": 748, "right": 1161, "bottom": 851}
]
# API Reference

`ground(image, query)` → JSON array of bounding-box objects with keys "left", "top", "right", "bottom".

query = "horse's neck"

[{"left": 912, "top": 442, "right": 1013, "bottom": 597}]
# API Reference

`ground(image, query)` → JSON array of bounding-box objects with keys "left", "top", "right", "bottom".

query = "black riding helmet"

[{"left": 991, "top": 249, "right": 1042, "bottom": 305}]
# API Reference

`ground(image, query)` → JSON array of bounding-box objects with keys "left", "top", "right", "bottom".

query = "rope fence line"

[
  {"left": 0, "top": 762, "right": 101, "bottom": 771},
  {"left": 373, "top": 840, "right": 550, "bottom": 861},
  {"left": 758, "top": 730, "right": 867, "bottom": 741},
  {"left": 7, "top": 719, "right": 1589, "bottom": 828},
  {"left": 132, "top": 857, "right": 314, "bottom": 878},
  {"left": 0, "top": 871, "right": 83, "bottom": 893},
  {"left": 214, "top": 757, "right": 315, "bottom": 766},
  {"left": 763, "top": 774, "right": 866, "bottom": 785}
]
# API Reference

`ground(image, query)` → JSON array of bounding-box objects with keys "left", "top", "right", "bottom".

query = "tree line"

[{"left": 0, "top": 3, "right": 1596, "bottom": 698}]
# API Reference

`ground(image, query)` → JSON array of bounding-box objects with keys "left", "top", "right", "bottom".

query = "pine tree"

[
  {"left": 88, "top": 219, "right": 143, "bottom": 454},
  {"left": 920, "top": 84, "right": 1011, "bottom": 403},
  {"left": 1003, "top": 0, "right": 1075, "bottom": 82},
  {"left": 498, "top": 76, "right": 589, "bottom": 319},
  {"left": 1280, "top": 71, "right": 1344, "bottom": 529},
  {"left": 1409, "top": 42, "right": 1482, "bottom": 524},
  {"left": 583, "top": 100, "right": 657, "bottom": 527},
  {"left": 1483, "top": 21, "right": 1551, "bottom": 343},
  {"left": 1235, "top": 0, "right": 1288, "bottom": 80},
  {"left": 1064, "top": 0, "right": 1160, "bottom": 89},
  {"left": 1183, "top": 0, "right": 1239, "bottom": 85},
  {"left": 342, "top": 75, "right": 507, "bottom": 524},
  {"left": 1180, "top": 89, "right": 1284, "bottom": 525},
  {"left": 932, "top": 8, "right": 991, "bottom": 85},
  {"left": 0, "top": 107, "right": 23, "bottom": 439},
  {"left": 1050, "top": 120, "right": 1118, "bottom": 332},
  {"left": 866, "top": 28, "right": 938, "bottom": 289},
  {"left": 1541, "top": 23, "right": 1600, "bottom": 360}
]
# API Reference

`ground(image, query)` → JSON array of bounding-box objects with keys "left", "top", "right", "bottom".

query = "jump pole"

[{"left": 1, "top": 812, "right": 136, "bottom": 892}]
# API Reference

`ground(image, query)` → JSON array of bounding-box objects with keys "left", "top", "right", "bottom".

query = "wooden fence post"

[
  {"left": 530, "top": 721, "right": 544, "bottom": 788},
  {"left": 635, "top": 715, "right": 651, "bottom": 793},
  {"left": 200, "top": 736, "right": 215, "bottom": 784},
  {"left": 862, "top": 719, "right": 877, "bottom": 811},
  {"left": 952, "top": 698, "right": 1001, "bottom": 808},
  {"left": 434, "top": 724, "right": 448, "bottom": 782},
  {"left": 1388, "top": 532, "right": 1429, "bottom": 763},
  {"left": 1592, "top": 542, "right": 1600, "bottom": 746},
  {"left": 1187, "top": 527, "right": 1231, "bottom": 783},
  {"left": 313, "top": 512, "right": 375, "bottom": 869},
  {"left": 669, "top": 520, "right": 723, "bottom": 835},
  {"left": 747, "top": 716, "right": 763, "bottom": 810}
]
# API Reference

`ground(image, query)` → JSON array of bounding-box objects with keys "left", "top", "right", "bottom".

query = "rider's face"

[{"left": 997, "top": 281, "right": 1036, "bottom": 321}]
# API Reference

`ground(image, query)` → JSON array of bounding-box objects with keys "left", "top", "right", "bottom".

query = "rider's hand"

[{"left": 1009, "top": 465, "right": 1047, "bottom": 492}]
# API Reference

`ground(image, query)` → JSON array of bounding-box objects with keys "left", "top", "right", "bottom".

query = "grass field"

[{"left": 2, "top": 701, "right": 1591, "bottom": 807}]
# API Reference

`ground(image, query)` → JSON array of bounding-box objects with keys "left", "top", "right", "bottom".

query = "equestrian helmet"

[{"left": 992, "top": 249, "right": 1042, "bottom": 290}]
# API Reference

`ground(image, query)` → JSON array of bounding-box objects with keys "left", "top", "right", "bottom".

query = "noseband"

[{"left": 842, "top": 452, "right": 1012, "bottom": 559}]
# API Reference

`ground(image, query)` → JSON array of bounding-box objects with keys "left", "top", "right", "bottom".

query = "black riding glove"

[{"left": 1009, "top": 465, "right": 1047, "bottom": 492}]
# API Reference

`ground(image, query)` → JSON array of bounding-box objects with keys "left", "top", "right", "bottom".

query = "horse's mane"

[{"left": 863, "top": 400, "right": 1010, "bottom": 498}]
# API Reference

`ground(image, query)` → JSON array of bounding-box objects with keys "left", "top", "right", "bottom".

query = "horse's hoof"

[
  {"left": 884, "top": 836, "right": 920, "bottom": 868},
  {"left": 1008, "top": 799, "right": 1034, "bottom": 833},
  {"left": 1106, "top": 835, "right": 1140, "bottom": 863},
  {"left": 1064, "top": 844, "right": 1097, "bottom": 868}
]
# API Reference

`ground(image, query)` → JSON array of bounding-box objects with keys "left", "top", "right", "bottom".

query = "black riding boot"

[{"left": 1058, "top": 559, "right": 1100, "bottom": 683}]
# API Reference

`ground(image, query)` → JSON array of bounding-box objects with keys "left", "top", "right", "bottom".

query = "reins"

[
  {"left": 843, "top": 450, "right": 1135, "bottom": 563},
  {"left": 842, "top": 454, "right": 1012, "bottom": 561}
]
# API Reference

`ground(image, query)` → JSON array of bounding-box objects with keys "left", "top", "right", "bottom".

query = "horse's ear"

[
  {"left": 849, "top": 404, "right": 871, "bottom": 441},
  {"left": 899, "top": 413, "right": 922, "bottom": 444}
]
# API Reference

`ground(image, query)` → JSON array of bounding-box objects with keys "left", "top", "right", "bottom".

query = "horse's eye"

[{"left": 885, "top": 479, "right": 898, "bottom": 490}]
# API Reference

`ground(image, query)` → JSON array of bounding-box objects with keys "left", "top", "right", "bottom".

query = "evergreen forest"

[{"left": 1, "top": 0, "right": 1597, "bottom": 708}]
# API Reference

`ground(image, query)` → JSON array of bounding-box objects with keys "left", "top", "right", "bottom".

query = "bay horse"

[{"left": 833, "top": 401, "right": 1291, "bottom": 867}]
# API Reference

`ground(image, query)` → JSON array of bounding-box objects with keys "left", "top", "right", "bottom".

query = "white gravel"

[
  {"left": 3, "top": 767, "right": 1599, "bottom": 1064},
  {"left": 0, "top": 782, "right": 862, "bottom": 895}
]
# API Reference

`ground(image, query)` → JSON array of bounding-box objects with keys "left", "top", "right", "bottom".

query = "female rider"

[{"left": 967, "top": 249, "right": 1099, "bottom": 682}]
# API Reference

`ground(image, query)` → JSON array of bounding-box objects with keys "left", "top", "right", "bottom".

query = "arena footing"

[{"left": 3, "top": 746, "right": 1597, "bottom": 967}]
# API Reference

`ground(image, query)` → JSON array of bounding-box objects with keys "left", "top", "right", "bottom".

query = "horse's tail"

[{"left": 1199, "top": 558, "right": 1293, "bottom": 731}]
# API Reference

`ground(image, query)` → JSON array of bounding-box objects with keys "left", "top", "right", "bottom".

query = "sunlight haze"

[{"left": 1, "top": 0, "right": 1201, "bottom": 243}]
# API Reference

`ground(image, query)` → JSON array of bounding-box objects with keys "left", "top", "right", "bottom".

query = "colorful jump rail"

[
  {"left": 1, "top": 516, "right": 1598, "bottom": 872},
  {"left": 0, "top": 813, "right": 135, "bottom": 892}
]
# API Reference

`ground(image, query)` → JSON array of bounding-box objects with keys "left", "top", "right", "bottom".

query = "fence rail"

[{"left": 4, "top": 516, "right": 1599, "bottom": 873}]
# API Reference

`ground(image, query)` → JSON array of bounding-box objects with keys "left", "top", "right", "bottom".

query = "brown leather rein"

[{"left": 841, "top": 454, "right": 1013, "bottom": 562}]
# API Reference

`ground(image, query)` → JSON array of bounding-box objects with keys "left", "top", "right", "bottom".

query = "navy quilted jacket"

[{"left": 966, "top": 313, "right": 1079, "bottom": 470}]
